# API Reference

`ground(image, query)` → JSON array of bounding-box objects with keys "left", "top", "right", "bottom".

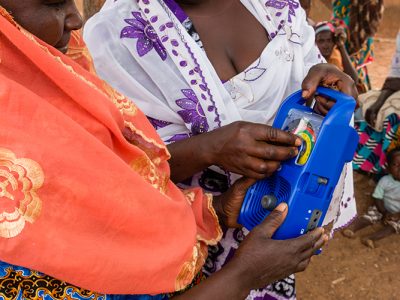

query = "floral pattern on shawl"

[
  {"left": 121, "top": 12, "right": 167, "bottom": 60},
  {"left": 176, "top": 89, "right": 209, "bottom": 134},
  {"left": 265, "top": 0, "right": 299, "bottom": 23}
]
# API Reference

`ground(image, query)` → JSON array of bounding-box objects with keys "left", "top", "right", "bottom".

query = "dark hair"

[{"left": 386, "top": 148, "right": 400, "bottom": 166}]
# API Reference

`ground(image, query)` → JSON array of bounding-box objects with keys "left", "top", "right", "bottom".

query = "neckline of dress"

[{"left": 163, "top": 0, "right": 278, "bottom": 83}]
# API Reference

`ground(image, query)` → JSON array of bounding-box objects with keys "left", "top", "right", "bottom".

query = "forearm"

[
  {"left": 382, "top": 77, "right": 400, "bottom": 92},
  {"left": 173, "top": 261, "right": 250, "bottom": 300},
  {"left": 337, "top": 44, "right": 359, "bottom": 84},
  {"left": 373, "top": 89, "right": 395, "bottom": 108},
  {"left": 167, "top": 133, "right": 213, "bottom": 183}
]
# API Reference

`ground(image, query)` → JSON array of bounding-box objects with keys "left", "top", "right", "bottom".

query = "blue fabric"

[{"left": 0, "top": 261, "right": 168, "bottom": 300}]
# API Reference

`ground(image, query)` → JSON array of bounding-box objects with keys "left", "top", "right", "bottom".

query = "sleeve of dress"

[{"left": 372, "top": 176, "right": 387, "bottom": 200}]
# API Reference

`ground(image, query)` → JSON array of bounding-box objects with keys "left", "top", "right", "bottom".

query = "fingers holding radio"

[
  {"left": 258, "top": 125, "right": 302, "bottom": 146},
  {"left": 231, "top": 205, "right": 326, "bottom": 289},
  {"left": 295, "top": 233, "right": 328, "bottom": 273},
  {"left": 215, "top": 177, "right": 257, "bottom": 228},
  {"left": 301, "top": 63, "right": 358, "bottom": 100},
  {"left": 294, "top": 227, "right": 324, "bottom": 252},
  {"left": 238, "top": 158, "right": 281, "bottom": 179},
  {"left": 250, "top": 141, "right": 299, "bottom": 161},
  {"left": 314, "top": 95, "right": 335, "bottom": 116},
  {"left": 207, "top": 121, "right": 301, "bottom": 179},
  {"left": 297, "top": 230, "right": 328, "bottom": 260},
  {"left": 256, "top": 202, "right": 288, "bottom": 237}
]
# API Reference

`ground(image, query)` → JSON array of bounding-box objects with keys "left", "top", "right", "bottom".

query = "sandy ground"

[
  {"left": 296, "top": 9, "right": 399, "bottom": 300},
  {"left": 296, "top": 173, "right": 400, "bottom": 300},
  {"left": 75, "top": 1, "right": 399, "bottom": 298}
]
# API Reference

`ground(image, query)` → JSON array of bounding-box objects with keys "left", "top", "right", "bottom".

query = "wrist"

[
  {"left": 197, "top": 131, "right": 217, "bottom": 166},
  {"left": 218, "top": 258, "right": 254, "bottom": 298}
]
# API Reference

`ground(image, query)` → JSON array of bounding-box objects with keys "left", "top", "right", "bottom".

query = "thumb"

[
  {"left": 301, "top": 65, "right": 323, "bottom": 100},
  {"left": 232, "top": 177, "right": 257, "bottom": 196},
  {"left": 258, "top": 203, "right": 288, "bottom": 238}
]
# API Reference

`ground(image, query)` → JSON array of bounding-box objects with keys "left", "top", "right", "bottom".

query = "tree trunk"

[{"left": 83, "top": 0, "right": 105, "bottom": 21}]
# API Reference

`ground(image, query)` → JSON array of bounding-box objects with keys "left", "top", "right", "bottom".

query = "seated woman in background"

[
  {"left": 354, "top": 30, "right": 400, "bottom": 175},
  {"left": 84, "top": 1, "right": 358, "bottom": 299},
  {"left": 0, "top": 1, "right": 327, "bottom": 299}
]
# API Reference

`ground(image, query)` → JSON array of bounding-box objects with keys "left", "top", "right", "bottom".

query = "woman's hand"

[
  {"left": 205, "top": 121, "right": 301, "bottom": 179},
  {"left": 174, "top": 203, "right": 328, "bottom": 300},
  {"left": 213, "top": 177, "right": 257, "bottom": 228},
  {"left": 302, "top": 63, "right": 358, "bottom": 115},
  {"left": 231, "top": 203, "right": 328, "bottom": 290},
  {"left": 365, "top": 103, "right": 381, "bottom": 127},
  {"left": 334, "top": 27, "right": 347, "bottom": 47},
  {"left": 168, "top": 121, "right": 301, "bottom": 183},
  {"left": 364, "top": 89, "right": 394, "bottom": 127}
]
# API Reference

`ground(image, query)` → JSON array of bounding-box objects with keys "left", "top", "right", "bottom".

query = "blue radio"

[{"left": 238, "top": 87, "right": 359, "bottom": 239}]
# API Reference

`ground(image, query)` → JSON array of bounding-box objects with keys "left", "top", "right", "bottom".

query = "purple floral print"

[
  {"left": 121, "top": 11, "right": 167, "bottom": 60},
  {"left": 147, "top": 116, "right": 171, "bottom": 130},
  {"left": 176, "top": 89, "right": 209, "bottom": 134},
  {"left": 265, "top": 0, "right": 299, "bottom": 23}
]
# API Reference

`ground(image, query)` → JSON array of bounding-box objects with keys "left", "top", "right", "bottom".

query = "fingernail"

[
  {"left": 302, "top": 90, "right": 310, "bottom": 98},
  {"left": 295, "top": 138, "right": 302, "bottom": 147},
  {"left": 275, "top": 203, "right": 287, "bottom": 212}
]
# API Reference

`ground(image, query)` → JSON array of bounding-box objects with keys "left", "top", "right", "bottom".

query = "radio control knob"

[{"left": 261, "top": 195, "right": 278, "bottom": 211}]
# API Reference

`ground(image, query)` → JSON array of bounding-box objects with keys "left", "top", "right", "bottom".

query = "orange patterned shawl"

[{"left": 0, "top": 8, "right": 221, "bottom": 295}]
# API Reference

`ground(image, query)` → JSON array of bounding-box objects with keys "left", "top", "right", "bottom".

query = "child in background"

[{"left": 343, "top": 148, "right": 400, "bottom": 248}]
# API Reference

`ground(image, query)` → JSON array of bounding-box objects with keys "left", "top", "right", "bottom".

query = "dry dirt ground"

[
  {"left": 75, "top": 1, "right": 399, "bottom": 298},
  {"left": 297, "top": 3, "right": 400, "bottom": 299}
]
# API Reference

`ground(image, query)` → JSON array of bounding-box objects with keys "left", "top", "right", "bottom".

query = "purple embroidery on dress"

[
  {"left": 265, "top": 0, "right": 299, "bottom": 23},
  {"left": 243, "top": 58, "right": 267, "bottom": 81},
  {"left": 147, "top": 116, "right": 172, "bottom": 130},
  {"left": 121, "top": 11, "right": 167, "bottom": 60},
  {"left": 176, "top": 89, "right": 209, "bottom": 134},
  {"left": 166, "top": 133, "right": 190, "bottom": 143}
]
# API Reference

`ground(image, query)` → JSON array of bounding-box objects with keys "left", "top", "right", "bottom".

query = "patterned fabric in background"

[
  {"left": 332, "top": 0, "right": 384, "bottom": 93},
  {"left": 353, "top": 31, "right": 400, "bottom": 174},
  {"left": 353, "top": 114, "right": 400, "bottom": 174}
]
